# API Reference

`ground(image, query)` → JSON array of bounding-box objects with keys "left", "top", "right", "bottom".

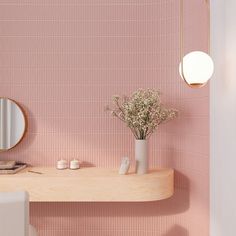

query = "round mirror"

[{"left": 0, "top": 98, "right": 26, "bottom": 151}]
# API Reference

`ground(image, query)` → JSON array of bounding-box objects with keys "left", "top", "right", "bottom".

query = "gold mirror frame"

[{"left": 0, "top": 98, "right": 27, "bottom": 152}]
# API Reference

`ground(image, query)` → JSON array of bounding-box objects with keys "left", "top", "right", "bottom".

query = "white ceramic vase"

[{"left": 135, "top": 139, "right": 148, "bottom": 174}]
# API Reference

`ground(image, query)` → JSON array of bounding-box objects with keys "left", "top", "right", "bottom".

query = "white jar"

[
  {"left": 70, "top": 159, "right": 80, "bottom": 170},
  {"left": 57, "top": 159, "right": 67, "bottom": 170}
]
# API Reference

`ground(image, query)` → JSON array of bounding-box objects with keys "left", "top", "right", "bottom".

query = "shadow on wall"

[{"left": 163, "top": 225, "right": 189, "bottom": 236}]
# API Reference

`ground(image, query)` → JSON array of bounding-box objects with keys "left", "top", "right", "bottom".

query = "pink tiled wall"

[{"left": 0, "top": 0, "right": 209, "bottom": 235}]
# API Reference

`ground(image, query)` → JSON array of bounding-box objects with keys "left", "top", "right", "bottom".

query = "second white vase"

[{"left": 135, "top": 139, "right": 148, "bottom": 174}]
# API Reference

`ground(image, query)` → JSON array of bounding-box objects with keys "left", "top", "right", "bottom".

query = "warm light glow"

[{"left": 179, "top": 51, "right": 214, "bottom": 88}]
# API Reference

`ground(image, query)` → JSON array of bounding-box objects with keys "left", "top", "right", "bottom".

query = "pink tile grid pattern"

[{"left": 0, "top": 0, "right": 209, "bottom": 235}]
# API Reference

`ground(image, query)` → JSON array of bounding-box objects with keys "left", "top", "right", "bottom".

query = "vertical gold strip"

[
  {"left": 207, "top": 0, "right": 211, "bottom": 54},
  {"left": 180, "top": 0, "right": 186, "bottom": 83}
]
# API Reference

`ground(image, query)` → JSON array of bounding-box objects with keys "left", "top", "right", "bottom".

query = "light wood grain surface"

[{"left": 0, "top": 167, "right": 174, "bottom": 202}]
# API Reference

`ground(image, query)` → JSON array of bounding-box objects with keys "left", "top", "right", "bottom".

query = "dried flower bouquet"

[{"left": 106, "top": 89, "right": 178, "bottom": 140}]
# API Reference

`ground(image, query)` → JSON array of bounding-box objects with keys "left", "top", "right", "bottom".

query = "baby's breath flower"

[{"left": 106, "top": 89, "right": 178, "bottom": 139}]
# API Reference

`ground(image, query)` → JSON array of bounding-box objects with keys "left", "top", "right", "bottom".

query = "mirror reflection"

[{"left": 0, "top": 98, "right": 26, "bottom": 151}]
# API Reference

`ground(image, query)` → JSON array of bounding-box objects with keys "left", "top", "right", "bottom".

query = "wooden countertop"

[{"left": 0, "top": 167, "right": 174, "bottom": 202}]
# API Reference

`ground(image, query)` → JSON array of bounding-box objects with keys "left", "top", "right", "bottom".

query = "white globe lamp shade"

[{"left": 179, "top": 51, "right": 214, "bottom": 88}]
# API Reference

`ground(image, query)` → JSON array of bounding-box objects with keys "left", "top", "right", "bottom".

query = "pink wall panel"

[{"left": 0, "top": 0, "right": 209, "bottom": 235}]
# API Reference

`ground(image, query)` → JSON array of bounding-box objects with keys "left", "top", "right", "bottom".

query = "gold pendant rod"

[
  {"left": 179, "top": 0, "right": 187, "bottom": 84},
  {"left": 207, "top": 0, "right": 211, "bottom": 54}
]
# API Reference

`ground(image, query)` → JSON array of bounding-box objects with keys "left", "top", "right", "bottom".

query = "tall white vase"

[{"left": 135, "top": 139, "right": 148, "bottom": 174}]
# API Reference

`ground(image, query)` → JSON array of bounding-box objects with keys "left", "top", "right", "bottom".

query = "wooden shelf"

[{"left": 0, "top": 167, "right": 174, "bottom": 202}]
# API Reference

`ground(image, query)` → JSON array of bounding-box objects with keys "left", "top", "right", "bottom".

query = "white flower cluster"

[{"left": 106, "top": 89, "right": 178, "bottom": 140}]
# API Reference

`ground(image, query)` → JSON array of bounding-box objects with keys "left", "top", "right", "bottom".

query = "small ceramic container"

[
  {"left": 57, "top": 159, "right": 67, "bottom": 170},
  {"left": 70, "top": 159, "right": 80, "bottom": 170},
  {"left": 119, "top": 157, "right": 130, "bottom": 175}
]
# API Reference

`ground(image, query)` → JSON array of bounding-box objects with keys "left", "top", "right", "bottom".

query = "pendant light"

[{"left": 179, "top": 0, "right": 214, "bottom": 88}]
